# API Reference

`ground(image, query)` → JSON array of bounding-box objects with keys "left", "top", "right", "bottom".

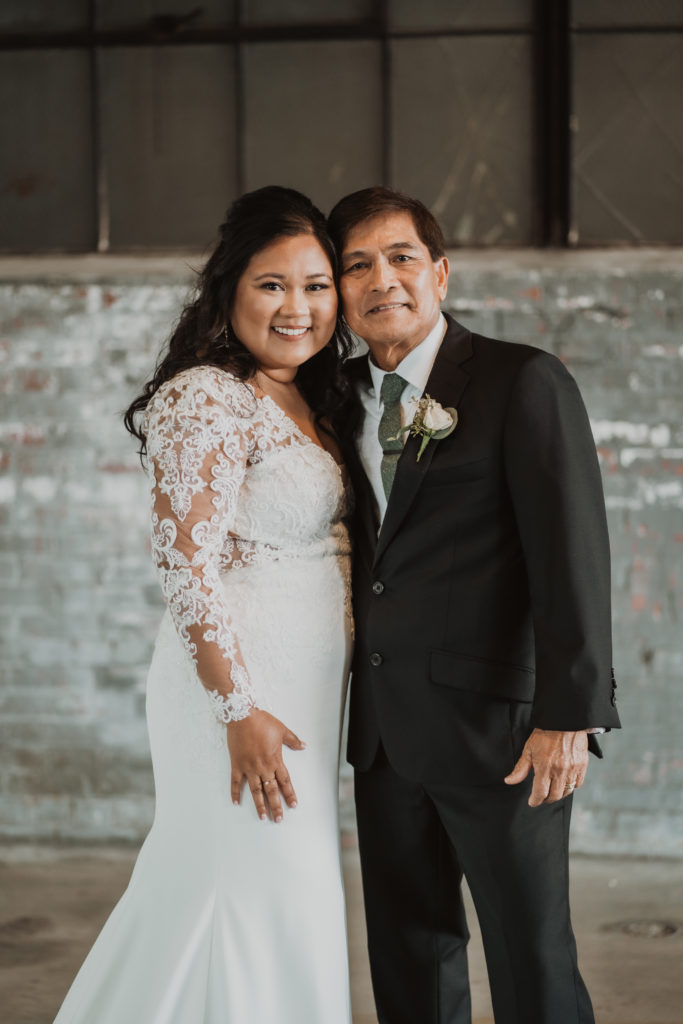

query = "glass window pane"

[
  {"left": 243, "top": 0, "right": 373, "bottom": 24},
  {"left": 101, "top": 47, "right": 238, "bottom": 248},
  {"left": 0, "top": 50, "right": 94, "bottom": 251},
  {"left": 573, "top": 1, "right": 683, "bottom": 28},
  {"left": 0, "top": 0, "right": 87, "bottom": 32},
  {"left": 97, "top": 1, "right": 234, "bottom": 30},
  {"left": 243, "top": 41, "right": 382, "bottom": 214},
  {"left": 389, "top": 0, "right": 532, "bottom": 32},
  {"left": 572, "top": 34, "right": 683, "bottom": 243},
  {"left": 391, "top": 36, "right": 534, "bottom": 245}
]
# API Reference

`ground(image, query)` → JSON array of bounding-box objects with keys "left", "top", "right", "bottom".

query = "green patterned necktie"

[{"left": 378, "top": 372, "right": 408, "bottom": 500}]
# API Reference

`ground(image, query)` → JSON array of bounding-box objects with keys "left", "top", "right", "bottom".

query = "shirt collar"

[{"left": 367, "top": 313, "right": 448, "bottom": 407}]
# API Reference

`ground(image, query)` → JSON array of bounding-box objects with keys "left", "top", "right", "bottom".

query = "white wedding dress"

[{"left": 54, "top": 366, "right": 354, "bottom": 1024}]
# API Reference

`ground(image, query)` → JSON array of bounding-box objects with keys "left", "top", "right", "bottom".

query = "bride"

[{"left": 54, "top": 187, "right": 356, "bottom": 1023}]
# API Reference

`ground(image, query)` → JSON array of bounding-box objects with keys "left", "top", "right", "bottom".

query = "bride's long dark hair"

[{"left": 124, "top": 186, "right": 356, "bottom": 454}]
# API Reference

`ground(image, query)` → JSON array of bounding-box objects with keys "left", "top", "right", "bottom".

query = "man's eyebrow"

[
  {"left": 342, "top": 241, "right": 420, "bottom": 260},
  {"left": 252, "top": 272, "right": 333, "bottom": 280}
]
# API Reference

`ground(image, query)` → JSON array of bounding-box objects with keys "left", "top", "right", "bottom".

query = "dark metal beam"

[
  {"left": 378, "top": 0, "right": 392, "bottom": 186},
  {"left": 88, "top": 0, "right": 109, "bottom": 251},
  {"left": 533, "top": 0, "right": 571, "bottom": 247},
  {"left": 234, "top": 0, "right": 246, "bottom": 196},
  {"left": 0, "top": 24, "right": 532, "bottom": 51},
  {"left": 572, "top": 25, "right": 683, "bottom": 34}
]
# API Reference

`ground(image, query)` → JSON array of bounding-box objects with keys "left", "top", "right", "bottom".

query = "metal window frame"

[{"left": 1, "top": 1, "right": 681, "bottom": 250}]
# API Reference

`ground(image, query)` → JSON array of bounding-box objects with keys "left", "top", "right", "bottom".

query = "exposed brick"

[{"left": 0, "top": 252, "right": 681, "bottom": 854}]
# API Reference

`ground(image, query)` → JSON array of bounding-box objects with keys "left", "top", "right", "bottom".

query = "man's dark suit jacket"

[{"left": 347, "top": 314, "right": 621, "bottom": 786}]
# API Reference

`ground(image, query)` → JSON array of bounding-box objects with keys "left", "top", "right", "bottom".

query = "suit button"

[
  {"left": 372, "top": 581, "right": 385, "bottom": 595},
  {"left": 369, "top": 652, "right": 383, "bottom": 667}
]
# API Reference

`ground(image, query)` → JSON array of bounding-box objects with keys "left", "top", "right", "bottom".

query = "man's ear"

[{"left": 435, "top": 256, "right": 449, "bottom": 300}]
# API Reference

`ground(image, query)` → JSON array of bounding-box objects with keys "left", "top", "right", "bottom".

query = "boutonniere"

[{"left": 392, "top": 394, "right": 458, "bottom": 462}]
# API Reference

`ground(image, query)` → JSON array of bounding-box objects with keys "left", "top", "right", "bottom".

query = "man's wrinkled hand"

[{"left": 504, "top": 728, "right": 589, "bottom": 806}]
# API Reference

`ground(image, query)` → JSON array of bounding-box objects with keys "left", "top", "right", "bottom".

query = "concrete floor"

[{"left": 1, "top": 842, "right": 682, "bottom": 1024}]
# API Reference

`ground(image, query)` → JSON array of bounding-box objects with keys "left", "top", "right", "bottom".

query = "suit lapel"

[
  {"left": 345, "top": 356, "right": 380, "bottom": 571},
  {"left": 373, "top": 317, "right": 473, "bottom": 567},
  {"left": 350, "top": 452, "right": 379, "bottom": 572}
]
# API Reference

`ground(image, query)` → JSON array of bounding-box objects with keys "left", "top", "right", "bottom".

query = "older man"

[{"left": 328, "top": 188, "right": 620, "bottom": 1024}]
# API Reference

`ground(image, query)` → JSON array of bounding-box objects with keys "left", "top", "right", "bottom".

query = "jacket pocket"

[
  {"left": 430, "top": 649, "right": 535, "bottom": 703},
  {"left": 423, "top": 456, "right": 493, "bottom": 486}
]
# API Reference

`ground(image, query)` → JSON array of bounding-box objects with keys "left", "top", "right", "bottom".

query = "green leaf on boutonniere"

[{"left": 417, "top": 433, "right": 431, "bottom": 461}]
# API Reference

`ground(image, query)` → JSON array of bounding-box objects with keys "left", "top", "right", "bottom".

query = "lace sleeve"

[{"left": 144, "top": 368, "right": 266, "bottom": 723}]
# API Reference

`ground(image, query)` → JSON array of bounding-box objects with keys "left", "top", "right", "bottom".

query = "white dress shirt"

[{"left": 357, "top": 313, "right": 448, "bottom": 524}]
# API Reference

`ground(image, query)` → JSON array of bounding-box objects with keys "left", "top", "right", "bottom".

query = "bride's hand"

[{"left": 227, "top": 710, "right": 305, "bottom": 822}]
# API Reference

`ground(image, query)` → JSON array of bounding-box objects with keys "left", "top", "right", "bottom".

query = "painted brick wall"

[{"left": 0, "top": 251, "right": 681, "bottom": 854}]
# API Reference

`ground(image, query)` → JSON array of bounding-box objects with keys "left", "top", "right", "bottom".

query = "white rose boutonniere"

[{"left": 392, "top": 394, "right": 458, "bottom": 462}]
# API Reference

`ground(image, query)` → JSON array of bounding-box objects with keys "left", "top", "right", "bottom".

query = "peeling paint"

[
  {"left": 0, "top": 477, "right": 17, "bottom": 503},
  {"left": 21, "top": 476, "right": 59, "bottom": 503},
  {"left": 620, "top": 448, "right": 656, "bottom": 468},
  {"left": 639, "top": 480, "right": 683, "bottom": 505},
  {"left": 591, "top": 421, "right": 672, "bottom": 447}
]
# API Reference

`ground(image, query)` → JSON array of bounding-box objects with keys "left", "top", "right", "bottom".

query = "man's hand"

[{"left": 504, "top": 728, "right": 589, "bottom": 806}]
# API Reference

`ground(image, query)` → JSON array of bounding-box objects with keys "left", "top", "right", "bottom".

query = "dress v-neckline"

[{"left": 257, "top": 390, "right": 345, "bottom": 476}]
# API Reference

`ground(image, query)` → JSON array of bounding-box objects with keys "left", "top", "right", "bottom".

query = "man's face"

[{"left": 339, "top": 212, "right": 449, "bottom": 360}]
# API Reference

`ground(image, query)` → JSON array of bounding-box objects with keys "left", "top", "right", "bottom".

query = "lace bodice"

[{"left": 143, "top": 365, "right": 350, "bottom": 722}]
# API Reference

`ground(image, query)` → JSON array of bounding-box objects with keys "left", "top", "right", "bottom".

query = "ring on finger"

[
  {"left": 262, "top": 778, "right": 276, "bottom": 788},
  {"left": 564, "top": 781, "right": 576, "bottom": 793}
]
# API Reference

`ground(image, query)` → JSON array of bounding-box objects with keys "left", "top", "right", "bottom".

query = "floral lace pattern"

[{"left": 143, "top": 365, "right": 350, "bottom": 723}]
